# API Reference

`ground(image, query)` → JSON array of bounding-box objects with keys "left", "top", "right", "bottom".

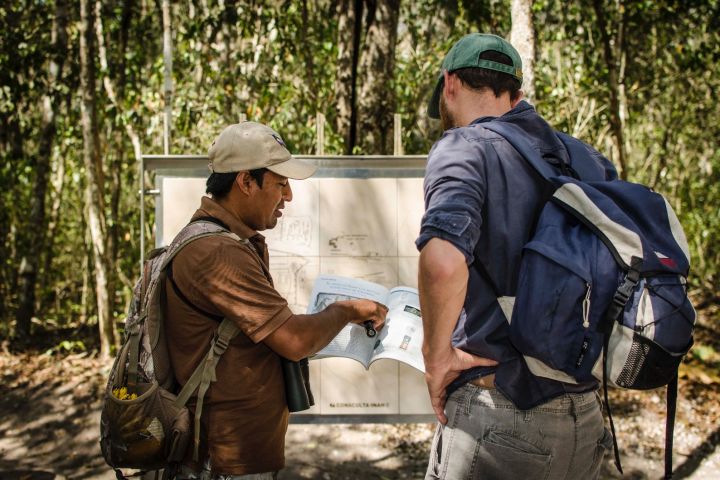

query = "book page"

[
  {"left": 370, "top": 287, "right": 425, "bottom": 372},
  {"left": 386, "top": 286, "right": 420, "bottom": 312},
  {"left": 309, "top": 275, "right": 390, "bottom": 367}
]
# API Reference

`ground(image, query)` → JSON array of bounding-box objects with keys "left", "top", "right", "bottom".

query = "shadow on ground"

[
  {"left": 0, "top": 352, "right": 114, "bottom": 479},
  {"left": 2, "top": 347, "right": 720, "bottom": 480}
]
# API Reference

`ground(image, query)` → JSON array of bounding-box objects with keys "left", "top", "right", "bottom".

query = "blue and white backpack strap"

[{"left": 551, "top": 179, "right": 644, "bottom": 269}]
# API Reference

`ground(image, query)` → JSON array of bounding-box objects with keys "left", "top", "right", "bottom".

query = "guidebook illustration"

[{"left": 308, "top": 275, "right": 424, "bottom": 372}]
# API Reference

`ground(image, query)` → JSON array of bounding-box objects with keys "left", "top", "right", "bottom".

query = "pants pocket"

[
  {"left": 588, "top": 427, "right": 614, "bottom": 477},
  {"left": 472, "top": 429, "right": 552, "bottom": 480},
  {"left": 425, "top": 423, "right": 444, "bottom": 479}
]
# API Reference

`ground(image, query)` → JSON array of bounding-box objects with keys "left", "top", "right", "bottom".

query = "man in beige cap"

[{"left": 165, "top": 121, "right": 387, "bottom": 479}]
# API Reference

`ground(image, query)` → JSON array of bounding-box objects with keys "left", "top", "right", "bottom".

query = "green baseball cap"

[{"left": 427, "top": 33, "right": 523, "bottom": 119}]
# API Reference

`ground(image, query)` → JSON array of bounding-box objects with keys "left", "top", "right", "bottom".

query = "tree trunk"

[
  {"left": 96, "top": 0, "right": 143, "bottom": 350},
  {"left": 80, "top": 233, "right": 92, "bottom": 325},
  {"left": 41, "top": 92, "right": 75, "bottom": 298},
  {"left": 80, "top": 0, "right": 115, "bottom": 359},
  {"left": 510, "top": 0, "right": 536, "bottom": 103},
  {"left": 300, "top": 0, "right": 317, "bottom": 108},
  {"left": 219, "top": 0, "right": 237, "bottom": 123},
  {"left": 357, "top": 0, "right": 400, "bottom": 155},
  {"left": 96, "top": 0, "right": 134, "bottom": 350},
  {"left": 592, "top": 0, "right": 628, "bottom": 179},
  {"left": 15, "top": 0, "right": 69, "bottom": 339},
  {"left": 162, "top": 0, "right": 173, "bottom": 155},
  {"left": 616, "top": 3, "right": 629, "bottom": 167},
  {"left": 0, "top": 116, "right": 22, "bottom": 321},
  {"left": 334, "top": 0, "right": 362, "bottom": 154},
  {"left": 41, "top": 152, "right": 66, "bottom": 296}
]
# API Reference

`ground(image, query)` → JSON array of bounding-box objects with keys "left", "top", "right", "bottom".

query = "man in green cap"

[{"left": 416, "top": 34, "right": 618, "bottom": 479}]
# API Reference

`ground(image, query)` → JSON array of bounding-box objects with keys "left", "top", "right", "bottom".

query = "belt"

[{"left": 468, "top": 374, "right": 496, "bottom": 389}]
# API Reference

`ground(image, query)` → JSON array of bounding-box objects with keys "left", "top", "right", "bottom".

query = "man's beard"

[{"left": 439, "top": 94, "right": 456, "bottom": 131}]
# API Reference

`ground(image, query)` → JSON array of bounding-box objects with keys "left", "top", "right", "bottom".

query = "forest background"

[
  {"left": 2, "top": 0, "right": 719, "bottom": 358},
  {"left": 0, "top": 0, "right": 719, "bottom": 477}
]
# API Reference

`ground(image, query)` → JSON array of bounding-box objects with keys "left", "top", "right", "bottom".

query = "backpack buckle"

[
  {"left": 213, "top": 335, "right": 230, "bottom": 354},
  {"left": 599, "top": 267, "right": 642, "bottom": 334},
  {"left": 612, "top": 260, "right": 642, "bottom": 307},
  {"left": 613, "top": 275, "right": 639, "bottom": 307}
]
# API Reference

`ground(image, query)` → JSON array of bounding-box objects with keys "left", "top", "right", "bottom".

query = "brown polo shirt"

[{"left": 164, "top": 196, "right": 293, "bottom": 475}]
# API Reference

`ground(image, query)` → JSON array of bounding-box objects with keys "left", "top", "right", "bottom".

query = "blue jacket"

[{"left": 416, "top": 101, "right": 617, "bottom": 409}]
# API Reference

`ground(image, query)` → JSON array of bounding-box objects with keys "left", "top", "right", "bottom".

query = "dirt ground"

[{"left": 1, "top": 326, "right": 719, "bottom": 480}]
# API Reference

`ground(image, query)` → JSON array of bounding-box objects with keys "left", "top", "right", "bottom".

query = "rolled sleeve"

[
  {"left": 416, "top": 130, "right": 487, "bottom": 263},
  {"left": 416, "top": 208, "right": 481, "bottom": 262}
]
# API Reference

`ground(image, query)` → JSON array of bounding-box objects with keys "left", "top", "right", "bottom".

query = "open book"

[{"left": 308, "top": 275, "right": 424, "bottom": 372}]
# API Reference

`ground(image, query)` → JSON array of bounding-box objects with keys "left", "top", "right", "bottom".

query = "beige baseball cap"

[{"left": 208, "top": 122, "right": 317, "bottom": 179}]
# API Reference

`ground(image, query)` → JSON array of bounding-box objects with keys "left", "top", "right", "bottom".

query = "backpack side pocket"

[{"left": 511, "top": 238, "right": 594, "bottom": 379}]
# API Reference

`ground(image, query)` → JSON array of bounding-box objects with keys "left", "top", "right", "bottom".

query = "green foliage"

[
  {"left": 0, "top": 0, "right": 719, "bottom": 343},
  {"left": 395, "top": 0, "right": 513, "bottom": 154},
  {"left": 44, "top": 339, "right": 87, "bottom": 357},
  {"left": 692, "top": 344, "right": 718, "bottom": 364}
]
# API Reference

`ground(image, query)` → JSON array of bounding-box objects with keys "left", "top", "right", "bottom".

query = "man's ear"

[
  {"left": 443, "top": 70, "right": 457, "bottom": 99},
  {"left": 511, "top": 90, "right": 525, "bottom": 108},
  {"left": 235, "top": 171, "right": 255, "bottom": 196}
]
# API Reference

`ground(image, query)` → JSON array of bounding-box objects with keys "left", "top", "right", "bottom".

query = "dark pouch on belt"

[{"left": 282, "top": 357, "right": 315, "bottom": 412}]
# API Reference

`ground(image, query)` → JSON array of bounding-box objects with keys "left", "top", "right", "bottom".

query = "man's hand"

[
  {"left": 425, "top": 347, "right": 497, "bottom": 424},
  {"left": 336, "top": 299, "right": 387, "bottom": 332},
  {"left": 265, "top": 299, "right": 387, "bottom": 361}
]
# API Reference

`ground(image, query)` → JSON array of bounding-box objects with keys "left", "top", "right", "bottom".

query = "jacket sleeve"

[{"left": 416, "top": 129, "right": 487, "bottom": 264}]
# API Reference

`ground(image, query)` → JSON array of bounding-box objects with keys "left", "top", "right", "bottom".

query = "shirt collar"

[{"left": 469, "top": 100, "right": 535, "bottom": 126}]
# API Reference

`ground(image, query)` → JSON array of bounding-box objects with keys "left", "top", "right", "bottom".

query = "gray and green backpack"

[{"left": 100, "top": 219, "right": 246, "bottom": 479}]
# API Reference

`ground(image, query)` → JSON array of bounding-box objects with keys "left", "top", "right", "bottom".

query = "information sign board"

[{"left": 144, "top": 155, "right": 434, "bottom": 422}]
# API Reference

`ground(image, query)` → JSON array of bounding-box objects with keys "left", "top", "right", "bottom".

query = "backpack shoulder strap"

[
  {"left": 172, "top": 318, "right": 239, "bottom": 408},
  {"left": 191, "top": 215, "right": 230, "bottom": 230},
  {"left": 160, "top": 220, "right": 247, "bottom": 271},
  {"left": 474, "top": 121, "right": 558, "bottom": 298},
  {"left": 555, "top": 132, "right": 610, "bottom": 181},
  {"left": 154, "top": 219, "right": 245, "bottom": 462},
  {"left": 126, "top": 221, "right": 246, "bottom": 388},
  {"left": 174, "top": 317, "right": 240, "bottom": 461},
  {"left": 482, "top": 121, "right": 610, "bottom": 182}
]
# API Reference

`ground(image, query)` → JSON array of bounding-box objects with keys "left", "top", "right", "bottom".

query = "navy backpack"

[{"left": 483, "top": 121, "right": 696, "bottom": 480}]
